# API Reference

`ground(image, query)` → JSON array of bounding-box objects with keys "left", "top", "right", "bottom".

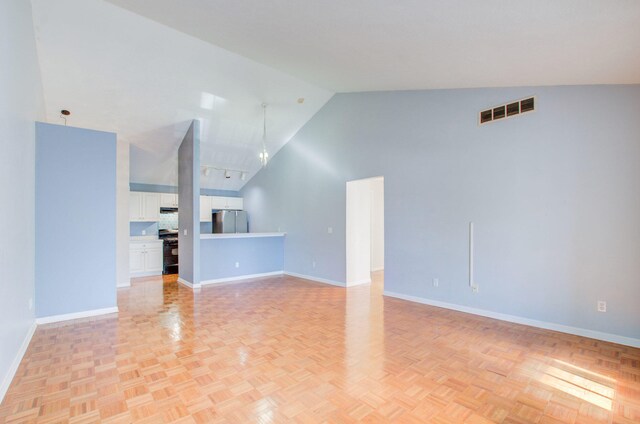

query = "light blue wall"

[
  {"left": 35, "top": 123, "right": 117, "bottom": 317},
  {"left": 200, "top": 237, "right": 284, "bottom": 281},
  {"left": 0, "top": 0, "right": 44, "bottom": 400},
  {"left": 130, "top": 222, "right": 158, "bottom": 236},
  {"left": 241, "top": 84, "right": 640, "bottom": 340},
  {"left": 178, "top": 120, "right": 201, "bottom": 285}
]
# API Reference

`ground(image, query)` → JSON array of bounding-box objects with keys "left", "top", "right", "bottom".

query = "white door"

[
  {"left": 199, "top": 196, "right": 212, "bottom": 222},
  {"left": 143, "top": 193, "right": 160, "bottom": 221},
  {"left": 129, "top": 245, "right": 145, "bottom": 274},
  {"left": 145, "top": 245, "right": 163, "bottom": 273},
  {"left": 346, "top": 179, "right": 372, "bottom": 286}
]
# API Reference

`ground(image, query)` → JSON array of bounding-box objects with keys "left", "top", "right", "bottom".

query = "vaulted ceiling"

[
  {"left": 31, "top": 0, "right": 640, "bottom": 189},
  {"left": 31, "top": 0, "right": 333, "bottom": 190}
]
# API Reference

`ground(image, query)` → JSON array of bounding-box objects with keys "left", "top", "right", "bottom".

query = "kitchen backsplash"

[{"left": 159, "top": 212, "right": 178, "bottom": 230}]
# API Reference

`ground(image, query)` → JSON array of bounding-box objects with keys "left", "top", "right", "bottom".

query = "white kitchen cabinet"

[
  {"left": 199, "top": 196, "right": 244, "bottom": 221},
  {"left": 225, "top": 197, "right": 243, "bottom": 210},
  {"left": 129, "top": 192, "right": 143, "bottom": 221},
  {"left": 144, "top": 245, "right": 163, "bottom": 273},
  {"left": 209, "top": 196, "right": 226, "bottom": 210},
  {"left": 130, "top": 192, "right": 161, "bottom": 222},
  {"left": 129, "top": 240, "right": 163, "bottom": 277},
  {"left": 129, "top": 245, "right": 145, "bottom": 274},
  {"left": 160, "top": 193, "right": 179, "bottom": 208},
  {"left": 210, "top": 196, "right": 244, "bottom": 210},
  {"left": 199, "top": 195, "right": 212, "bottom": 222}
]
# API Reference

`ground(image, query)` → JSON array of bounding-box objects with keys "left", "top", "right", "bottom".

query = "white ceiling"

[
  {"left": 104, "top": 0, "right": 640, "bottom": 92},
  {"left": 31, "top": 0, "right": 333, "bottom": 190}
]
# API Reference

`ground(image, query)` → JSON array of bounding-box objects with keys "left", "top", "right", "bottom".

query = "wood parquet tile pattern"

[{"left": 1, "top": 272, "right": 639, "bottom": 423}]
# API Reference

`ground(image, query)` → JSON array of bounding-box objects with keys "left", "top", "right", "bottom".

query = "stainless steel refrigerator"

[{"left": 213, "top": 210, "right": 248, "bottom": 233}]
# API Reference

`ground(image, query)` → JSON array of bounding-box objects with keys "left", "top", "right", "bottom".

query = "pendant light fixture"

[{"left": 259, "top": 103, "right": 269, "bottom": 167}]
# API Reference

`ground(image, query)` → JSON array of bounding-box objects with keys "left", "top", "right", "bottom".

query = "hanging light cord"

[{"left": 260, "top": 103, "right": 269, "bottom": 167}]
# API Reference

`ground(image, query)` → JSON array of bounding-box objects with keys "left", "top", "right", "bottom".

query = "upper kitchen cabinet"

[
  {"left": 226, "top": 197, "right": 243, "bottom": 210},
  {"left": 160, "top": 193, "right": 179, "bottom": 208},
  {"left": 130, "top": 192, "right": 160, "bottom": 222},
  {"left": 199, "top": 195, "right": 212, "bottom": 222},
  {"left": 200, "top": 196, "right": 244, "bottom": 221},
  {"left": 210, "top": 196, "right": 244, "bottom": 210}
]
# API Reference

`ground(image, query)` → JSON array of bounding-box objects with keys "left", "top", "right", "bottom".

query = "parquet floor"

[{"left": 1, "top": 272, "right": 639, "bottom": 423}]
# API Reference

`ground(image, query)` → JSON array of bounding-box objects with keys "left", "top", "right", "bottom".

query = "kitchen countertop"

[
  {"left": 200, "top": 232, "right": 286, "bottom": 240},
  {"left": 130, "top": 236, "right": 163, "bottom": 242}
]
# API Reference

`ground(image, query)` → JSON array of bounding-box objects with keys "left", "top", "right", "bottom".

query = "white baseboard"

[
  {"left": 284, "top": 271, "right": 346, "bottom": 287},
  {"left": 177, "top": 277, "right": 200, "bottom": 289},
  {"left": 346, "top": 278, "right": 371, "bottom": 287},
  {"left": 129, "top": 271, "right": 162, "bottom": 278},
  {"left": 35, "top": 307, "right": 119, "bottom": 325},
  {"left": 371, "top": 266, "right": 385, "bottom": 272},
  {"left": 383, "top": 290, "right": 640, "bottom": 349},
  {"left": 201, "top": 271, "right": 283, "bottom": 286},
  {"left": 0, "top": 321, "right": 37, "bottom": 403},
  {"left": 117, "top": 280, "right": 131, "bottom": 288}
]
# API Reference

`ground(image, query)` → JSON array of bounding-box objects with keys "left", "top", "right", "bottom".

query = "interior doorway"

[{"left": 346, "top": 176, "right": 384, "bottom": 288}]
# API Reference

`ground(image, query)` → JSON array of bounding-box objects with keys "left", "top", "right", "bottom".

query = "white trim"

[
  {"left": 346, "top": 278, "right": 371, "bottom": 287},
  {"left": 117, "top": 280, "right": 131, "bottom": 288},
  {"left": 383, "top": 290, "right": 640, "bottom": 348},
  {"left": 0, "top": 321, "right": 37, "bottom": 403},
  {"left": 35, "top": 307, "right": 119, "bottom": 325},
  {"left": 177, "top": 277, "right": 201, "bottom": 289},
  {"left": 201, "top": 271, "right": 283, "bottom": 286},
  {"left": 129, "top": 270, "right": 162, "bottom": 278},
  {"left": 200, "top": 232, "right": 286, "bottom": 240},
  {"left": 371, "top": 266, "right": 385, "bottom": 272},
  {"left": 284, "top": 271, "right": 346, "bottom": 287}
]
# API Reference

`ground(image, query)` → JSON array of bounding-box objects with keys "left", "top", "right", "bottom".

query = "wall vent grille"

[{"left": 479, "top": 96, "right": 535, "bottom": 125}]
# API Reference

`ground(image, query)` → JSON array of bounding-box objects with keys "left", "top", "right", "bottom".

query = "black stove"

[{"left": 159, "top": 230, "right": 178, "bottom": 274}]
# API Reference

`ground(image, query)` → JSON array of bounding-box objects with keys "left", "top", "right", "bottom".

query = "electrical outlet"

[
  {"left": 142, "top": 230, "right": 146, "bottom": 235},
  {"left": 433, "top": 278, "right": 439, "bottom": 287},
  {"left": 472, "top": 285, "right": 479, "bottom": 293},
  {"left": 327, "top": 227, "right": 333, "bottom": 234},
  {"left": 597, "top": 301, "right": 607, "bottom": 312},
  {"left": 235, "top": 262, "right": 240, "bottom": 268}
]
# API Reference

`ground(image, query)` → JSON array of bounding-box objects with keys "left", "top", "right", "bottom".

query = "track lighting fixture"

[{"left": 200, "top": 165, "right": 249, "bottom": 181}]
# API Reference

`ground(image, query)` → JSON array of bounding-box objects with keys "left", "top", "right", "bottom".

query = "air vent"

[{"left": 479, "top": 96, "right": 535, "bottom": 125}]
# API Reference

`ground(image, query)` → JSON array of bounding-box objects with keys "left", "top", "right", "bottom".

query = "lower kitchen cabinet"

[{"left": 129, "top": 240, "right": 163, "bottom": 277}]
